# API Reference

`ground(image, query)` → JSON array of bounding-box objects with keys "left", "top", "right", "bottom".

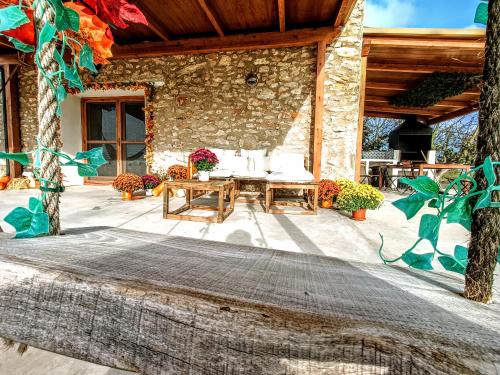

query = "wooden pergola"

[{"left": 361, "top": 28, "right": 485, "bottom": 124}]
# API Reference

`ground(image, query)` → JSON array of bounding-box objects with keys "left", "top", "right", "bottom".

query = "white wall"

[{"left": 60, "top": 89, "right": 144, "bottom": 186}]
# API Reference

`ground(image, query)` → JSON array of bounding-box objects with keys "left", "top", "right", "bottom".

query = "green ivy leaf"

[
  {"left": 454, "top": 245, "right": 468, "bottom": 263},
  {"left": 38, "top": 22, "right": 56, "bottom": 47},
  {"left": 418, "top": 214, "right": 440, "bottom": 247},
  {"left": 483, "top": 156, "right": 496, "bottom": 186},
  {"left": 0, "top": 5, "right": 29, "bottom": 33},
  {"left": 428, "top": 198, "right": 440, "bottom": 209},
  {"left": 0, "top": 151, "right": 30, "bottom": 165},
  {"left": 438, "top": 255, "right": 466, "bottom": 275},
  {"left": 402, "top": 251, "right": 434, "bottom": 270},
  {"left": 49, "top": 0, "right": 80, "bottom": 32},
  {"left": 75, "top": 147, "right": 107, "bottom": 168},
  {"left": 447, "top": 198, "right": 472, "bottom": 231},
  {"left": 473, "top": 191, "right": 491, "bottom": 212},
  {"left": 400, "top": 176, "right": 440, "bottom": 199},
  {"left": 474, "top": 2, "right": 489, "bottom": 25},
  {"left": 4, "top": 199, "right": 49, "bottom": 239},
  {"left": 392, "top": 192, "right": 428, "bottom": 220},
  {"left": 79, "top": 44, "right": 98, "bottom": 73},
  {"left": 6, "top": 36, "right": 34, "bottom": 52},
  {"left": 65, "top": 64, "right": 84, "bottom": 91}
]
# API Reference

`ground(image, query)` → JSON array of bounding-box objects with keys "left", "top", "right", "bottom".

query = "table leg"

[
  {"left": 265, "top": 184, "right": 271, "bottom": 213},
  {"left": 218, "top": 186, "right": 224, "bottom": 223},
  {"left": 229, "top": 184, "right": 235, "bottom": 211},
  {"left": 313, "top": 185, "right": 319, "bottom": 215},
  {"left": 163, "top": 182, "right": 169, "bottom": 219}
]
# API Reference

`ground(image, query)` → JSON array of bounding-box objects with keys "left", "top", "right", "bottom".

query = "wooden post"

[
  {"left": 354, "top": 43, "right": 370, "bottom": 182},
  {"left": 312, "top": 40, "right": 326, "bottom": 181},
  {"left": 3, "top": 64, "right": 22, "bottom": 178}
]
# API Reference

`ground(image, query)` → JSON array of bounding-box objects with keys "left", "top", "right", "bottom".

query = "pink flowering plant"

[
  {"left": 141, "top": 174, "right": 161, "bottom": 189},
  {"left": 189, "top": 148, "right": 219, "bottom": 172}
]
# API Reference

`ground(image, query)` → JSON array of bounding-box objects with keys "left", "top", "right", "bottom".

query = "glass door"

[{"left": 82, "top": 97, "right": 146, "bottom": 181}]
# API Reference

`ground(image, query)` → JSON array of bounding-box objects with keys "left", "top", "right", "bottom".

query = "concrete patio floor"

[
  {"left": 0, "top": 185, "right": 497, "bottom": 374},
  {"left": 0, "top": 185, "right": 472, "bottom": 264}
]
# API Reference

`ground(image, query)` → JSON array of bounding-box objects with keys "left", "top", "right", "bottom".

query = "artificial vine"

[
  {"left": 390, "top": 73, "right": 482, "bottom": 108},
  {"left": 0, "top": 0, "right": 147, "bottom": 237},
  {"left": 379, "top": 156, "right": 500, "bottom": 274}
]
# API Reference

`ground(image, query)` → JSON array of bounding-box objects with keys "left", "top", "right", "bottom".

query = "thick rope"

[{"left": 35, "top": 0, "right": 62, "bottom": 235}]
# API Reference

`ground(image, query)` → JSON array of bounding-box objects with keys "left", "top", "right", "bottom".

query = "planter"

[
  {"left": 122, "top": 191, "right": 133, "bottom": 201},
  {"left": 352, "top": 208, "right": 366, "bottom": 221},
  {"left": 145, "top": 188, "right": 153, "bottom": 196},
  {"left": 198, "top": 171, "right": 210, "bottom": 182},
  {"left": 321, "top": 200, "right": 333, "bottom": 209}
]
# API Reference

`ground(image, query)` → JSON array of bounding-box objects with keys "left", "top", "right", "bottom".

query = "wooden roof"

[
  {"left": 0, "top": 0, "right": 357, "bottom": 61},
  {"left": 363, "top": 28, "right": 485, "bottom": 124}
]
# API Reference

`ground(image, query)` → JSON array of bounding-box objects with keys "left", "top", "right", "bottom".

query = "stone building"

[{"left": 9, "top": 0, "right": 365, "bottom": 185}]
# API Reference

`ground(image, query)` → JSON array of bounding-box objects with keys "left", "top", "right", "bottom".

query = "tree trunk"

[
  {"left": 34, "top": 0, "right": 62, "bottom": 235},
  {"left": 464, "top": 0, "right": 500, "bottom": 303}
]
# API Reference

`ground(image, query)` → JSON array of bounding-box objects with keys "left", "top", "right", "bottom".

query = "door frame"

[{"left": 81, "top": 95, "right": 145, "bottom": 184}]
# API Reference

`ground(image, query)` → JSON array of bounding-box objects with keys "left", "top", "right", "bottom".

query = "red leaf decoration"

[
  {"left": 0, "top": 3, "right": 35, "bottom": 46},
  {"left": 82, "top": 0, "right": 148, "bottom": 29}
]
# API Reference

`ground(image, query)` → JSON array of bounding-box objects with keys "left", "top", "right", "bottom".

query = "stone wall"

[
  {"left": 17, "top": 0, "right": 364, "bottom": 180},
  {"left": 322, "top": 0, "right": 365, "bottom": 179}
]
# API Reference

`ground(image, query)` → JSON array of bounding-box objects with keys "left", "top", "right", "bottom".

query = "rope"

[{"left": 34, "top": 0, "right": 62, "bottom": 235}]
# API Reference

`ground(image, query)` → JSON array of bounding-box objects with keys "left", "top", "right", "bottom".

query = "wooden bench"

[
  {"left": 265, "top": 181, "right": 319, "bottom": 215},
  {"left": 0, "top": 228, "right": 498, "bottom": 374}
]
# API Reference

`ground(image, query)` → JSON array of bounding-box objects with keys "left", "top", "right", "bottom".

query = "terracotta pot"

[
  {"left": 321, "top": 200, "right": 333, "bottom": 209},
  {"left": 122, "top": 191, "right": 133, "bottom": 201},
  {"left": 352, "top": 208, "right": 366, "bottom": 221}
]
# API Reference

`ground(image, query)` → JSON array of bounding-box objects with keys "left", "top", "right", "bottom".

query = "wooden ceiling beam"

[
  {"left": 197, "top": 0, "right": 225, "bottom": 37},
  {"left": 366, "top": 81, "right": 480, "bottom": 95},
  {"left": 136, "top": 2, "right": 171, "bottom": 41},
  {"left": 365, "top": 106, "right": 442, "bottom": 116},
  {"left": 364, "top": 111, "right": 423, "bottom": 120},
  {"left": 367, "top": 63, "right": 483, "bottom": 74},
  {"left": 427, "top": 104, "right": 479, "bottom": 125},
  {"left": 277, "top": 0, "right": 286, "bottom": 32},
  {"left": 365, "top": 37, "right": 484, "bottom": 49},
  {"left": 333, "top": 0, "right": 358, "bottom": 28},
  {"left": 365, "top": 95, "right": 476, "bottom": 108},
  {"left": 112, "top": 27, "right": 341, "bottom": 59}
]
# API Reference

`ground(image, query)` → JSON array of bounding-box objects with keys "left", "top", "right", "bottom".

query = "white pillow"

[
  {"left": 210, "top": 148, "right": 237, "bottom": 170},
  {"left": 266, "top": 170, "right": 314, "bottom": 182},
  {"left": 250, "top": 155, "right": 270, "bottom": 172},
  {"left": 225, "top": 155, "right": 250, "bottom": 172},
  {"left": 269, "top": 152, "right": 304, "bottom": 173},
  {"left": 240, "top": 149, "right": 267, "bottom": 158}
]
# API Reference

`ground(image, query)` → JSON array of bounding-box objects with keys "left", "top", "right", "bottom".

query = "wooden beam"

[
  {"left": 364, "top": 27, "right": 486, "bottom": 39},
  {"left": 427, "top": 104, "right": 479, "bottom": 125},
  {"left": 197, "top": 0, "right": 225, "bottom": 37},
  {"left": 0, "top": 54, "right": 19, "bottom": 64},
  {"left": 3, "top": 64, "right": 22, "bottom": 178},
  {"left": 365, "top": 95, "right": 476, "bottom": 108},
  {"left": 366, "top": 81, "right": 480, "bottom": 94},
  {"left": 136, "top": 2, "right": 171, "bottom": 41},
  {"left": 365, "top": 37, "right": 484, "bottom": 49},
  {"left": 364, "top": 111, "right": 420, "bottom": 120},
  {"left": 365, "top": 106, "right": 441, "bottom": 116},
  {"left": 333, "top": 0, "right": 358, "bottom": 28},
  {"left": 355, "top": 55, "right": 368, "bottom": 182},
  {"left": 312, "top": 40, "right": 326, "bottom": 181},
  {"left": 112, "top": 27, "right": 341, "bottom": 59},
  {"left": 277, "top": 0, "right": 285, "bottom": 32},
  {"left": 367, "top": 63, "right": 483, "bottom": 74}
]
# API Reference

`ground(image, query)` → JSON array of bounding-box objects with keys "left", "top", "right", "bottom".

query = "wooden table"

[
  {"left": 265, "top": 181, "right": 318, "bottom": 215},
  {"left": 163, "top": 179, "right": 235, "bottom": 223}
]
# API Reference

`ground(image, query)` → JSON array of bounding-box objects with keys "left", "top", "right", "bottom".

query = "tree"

[
  {"left": 362, "top": 117, "right": 400, "bottom": 151},
  {"left": 464, "top": 0, "right": 500, "bottom": 303}
]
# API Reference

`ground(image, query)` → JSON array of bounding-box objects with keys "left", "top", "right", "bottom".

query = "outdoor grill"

[{"left": 389, "top": 117, "right": 433, "bottom": 162}]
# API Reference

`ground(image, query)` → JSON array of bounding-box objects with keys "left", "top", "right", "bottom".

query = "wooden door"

[{"left": 82, "top": 96, "right": 146, "bottom": 182}]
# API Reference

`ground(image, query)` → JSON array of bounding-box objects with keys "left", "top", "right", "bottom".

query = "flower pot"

[
  {"left": 321, "top": 200, "right": 333, "bottom": 209},
  {"left": 352, "top": 208, "right": 366, "bottom": 221},
  {"left": 198, "top": 171, "right": 210, "bottom": 182},
  {"left": 145, "top": 188, "right": 153, "bottom": 196},
  {"left": 122, "top": 191, "right": 133, "bottom": 201}
]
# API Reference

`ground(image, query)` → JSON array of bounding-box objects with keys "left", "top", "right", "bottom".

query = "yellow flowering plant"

[{"left": 337, "top": 183, "right": 384, "bottom": 211}]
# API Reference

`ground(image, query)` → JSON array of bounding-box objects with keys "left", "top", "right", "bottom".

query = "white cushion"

[
  {"left": 210, "top": 169, "right": 233, "bottom": 178},
  {"left": 225, "top": 155, "right": 250, "bottom": 172},
  {"left": 240, "top": 148, "right": 267, "bottom": 158},
  {"left": 249, "top": 155, "right": 270, "bottom": 172},
  {"left": 266, "top": 170, "right": 314, "bottom": 182},
  {"left": 233, "top": 170, "right": 269, "bottom": 179},
  {"left": 211, "top": 148, "right": 238, "bottom": 170},
  {"left": 269, "top": 152, "right": 304, "bottom": 173}
]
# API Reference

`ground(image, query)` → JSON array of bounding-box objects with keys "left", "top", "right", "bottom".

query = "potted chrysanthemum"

[
  {"left": 141, "top": 174, "right": 161, "bottom": 196},
  {"left": 337, "top": 182, "right": 384, "bottom": 221},
  {"left": 189, "top": 148, "right": 219, "bottom": 182}
]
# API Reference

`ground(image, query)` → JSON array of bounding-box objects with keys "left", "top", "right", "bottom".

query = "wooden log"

[{"left": 0, "top": 228, "right": 499, "bottom": 374}]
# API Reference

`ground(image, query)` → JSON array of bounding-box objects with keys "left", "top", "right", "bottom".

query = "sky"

[{"left": 364, "top": 0, "right": 486, "bottom": 29}]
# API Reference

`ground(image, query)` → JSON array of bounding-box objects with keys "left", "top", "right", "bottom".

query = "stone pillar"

[{"left": 321, "top": 0, "right": 365, "bottom": 180}]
